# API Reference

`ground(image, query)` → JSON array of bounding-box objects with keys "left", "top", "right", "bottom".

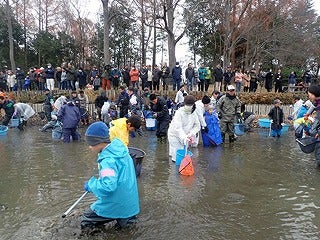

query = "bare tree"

[{"left": 4, "top": 0, "right": 16, "bottom": 71}]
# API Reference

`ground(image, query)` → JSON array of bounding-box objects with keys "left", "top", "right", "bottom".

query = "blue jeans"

[{"left": 187, "top": 78, "right": 194, "bottom": 91}]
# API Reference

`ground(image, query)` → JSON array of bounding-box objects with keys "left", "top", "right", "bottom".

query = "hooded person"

[
  {"left": 192, "top": 95, "right": 211, "bottom": 146},
  {"left": 81, "top": 121, "right": 139, "bottom": 230},
  {"left": 168, "top": 95, "right": 201, "bottom": 162}
]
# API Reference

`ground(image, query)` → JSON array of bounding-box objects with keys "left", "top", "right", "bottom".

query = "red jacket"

[{"left": 129, "top": 69, "right": 139, "bottom": 82}]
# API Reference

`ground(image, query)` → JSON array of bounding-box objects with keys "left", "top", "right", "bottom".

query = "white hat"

[{"left": 227, "top": 85, "right": 235, "bottom": 91}]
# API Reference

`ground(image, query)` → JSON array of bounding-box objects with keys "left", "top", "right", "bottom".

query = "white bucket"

[{"left": 145, "top": 118, "right": 156, "bottom": 131}]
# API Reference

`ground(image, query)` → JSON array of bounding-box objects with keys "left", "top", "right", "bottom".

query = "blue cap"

[{"left": 85, "top": 121, "right": 110, "bottom": 146}]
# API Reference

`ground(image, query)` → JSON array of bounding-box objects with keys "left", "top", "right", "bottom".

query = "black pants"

[{"left": 81, "top": 208, "right": 137, "bottom": 228}]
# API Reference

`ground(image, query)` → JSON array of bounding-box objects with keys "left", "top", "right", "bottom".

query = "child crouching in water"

[{"left": 81, "top": 121, "right": 139, "bottom": 230}]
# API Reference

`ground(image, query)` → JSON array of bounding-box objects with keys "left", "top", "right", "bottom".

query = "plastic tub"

[
  {"left": 129, "top": 147, "right": 146, "bottom": 177},
  {"left": 258, "top": 118, "right": 271, "bottom": 128},
  {"left": 0, "top": 125, "right": 8, "bottom": 136},
  {"left": 52, "top": 126, "right": 62, "bottom": 140},
  {"left": 296, "top": 137, "right": 318, "bottom": 154},
  {"left": 145, "top": 118, "right": 156, "bottom": 131},
  {"left": 10, "top": 118, "right": 20, "bottom": 127},
  {"left": 281, "top": 124, "right": 289, "bottom": 133},
  {"left": 176, "top": 149, "right": 193, "bottom": 166},
  {"left": 234, "top": 123, "right": 245, "bottom": 136}
]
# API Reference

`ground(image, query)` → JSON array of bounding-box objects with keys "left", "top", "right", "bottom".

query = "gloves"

[
  {"left": 84, "top": 181, "right": 91, "bottom": 192},
  {"left": 55, "top": 121, "right": 61, "bottom": 127},
  {"left": 130, "top": 131, "right": 136, "bottom": 138},
  {"left": 270, "top": 120, "right": 273, "bottom": 123},
  {"left": 153, "top": 113, "right": 157, "bottom": 119},
  {"left": 201, "top": 126, "right": 209, "bottom": 133}
]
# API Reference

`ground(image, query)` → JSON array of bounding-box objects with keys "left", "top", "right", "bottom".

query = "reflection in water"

[{"left": 1, "top": 127, "right": 320, "bottom": 239}]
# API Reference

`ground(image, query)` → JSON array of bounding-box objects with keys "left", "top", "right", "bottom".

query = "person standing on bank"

[
  {"left": 172, "top": 62, "right": 182, "bottom": 91},
  {"left": 185, "top": 63, "right": 195, "bottom": 91},
  {"left": 81, "top": 121, "right": 139, "bottom": 230},
  {"left": 274, "top": 69, "right": 283, "bottom": 93},
  {"left": 149, "top": 93, "right": 171, "bottom": 143},
  {"left": 216, "top": 85, "right": 241, "bottom": 143},
  {"left": 213, "top": 64, "right": 223, "bottom": 92}
]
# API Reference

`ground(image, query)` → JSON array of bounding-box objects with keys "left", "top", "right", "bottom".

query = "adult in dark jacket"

[
  {"left": 265, "top": 69, "right": 273, "bottom": 92},
  {"left": 94, "top": 91, "right": 108, "bottom": 121},
  {"left": 268, "top": 99, "right": 284, "bottom": 137},
  {"left": 213, "top": 64, "right": 223, "bottom": 91},
  {"left": 149, "top": 93, "right": 171, "bottom": 142},
  {"left": 0, "top": 95, "right": 14, "bottom": 126},
  {"left": 161, "top": 63, "right": 170, "bottom": 91},
  {"left": 65, "top": 63, "right": 76, "bottom": 90},
  {"left": 116, "top": 86, "right": 130, "bottom": 118},
  {"left": 185, "top": 63, "right": 195, "bottom": 91},
  {"left": 43, "top": 88, "right": 54, "bottom": 121},
  {"left": 76, "top": 68, "right": 88, "bottom": 90},
  {"left": 223, "top": 67, "right": 233, "bottom": 91},
  {"left": 274, "top": 69, "right": 283, "bottom": 93},
  {"left": 152, "top": 65, "right": 162, "bottom": 91},
  {"left": 139, "top": 66, "right": 148, "bottom": 90},
  {"left": 57, "top": 99, "right": 81, "bottom": 143},
  {"left": 15, "top": 67, "right": 25, "bottom": 91},
  {"left": 171, "top": 62, "right": 182, "bottom": 91},
  {"left": 121, "top": 66, "right": 130, "bottom": 87},
  {"left": 45, "top": 63, "right": 55, "bottom": 91}
]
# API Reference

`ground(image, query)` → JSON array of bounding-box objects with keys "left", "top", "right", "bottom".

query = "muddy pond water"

[{"left": 0, "top": 126, "right": 320, "bottom": 240}]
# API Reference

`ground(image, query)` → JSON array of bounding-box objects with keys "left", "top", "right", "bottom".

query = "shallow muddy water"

[{"left": 0, "top": 126, "right": 320, "bottom": 240}]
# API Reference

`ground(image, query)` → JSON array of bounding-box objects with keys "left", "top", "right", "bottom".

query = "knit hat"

[
  {"left": 85, "top": 121, "right": 111, "bottom": 146},
  {"left": 202, "top": 95, "right": 210, "bottom": 105}
]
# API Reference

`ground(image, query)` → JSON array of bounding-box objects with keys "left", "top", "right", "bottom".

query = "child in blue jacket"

[{"left": 81, "top": 121, "right": 140, "bottom": 229}]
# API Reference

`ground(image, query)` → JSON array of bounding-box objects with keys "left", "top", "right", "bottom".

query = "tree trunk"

[
  {"left": 166, "top": 2, "right": 175, "bottom": 68},
  {"left": 102, "top": 0, "right": 111, "bottom": 65},
  {"left": 5, "top": 0, "right": 16, "bottom": 71},
  {"left": 141, "top": 0, "right": 146, "bottom": 66},
  {"left": 152, "top": 0, "right": 156, "bottom": 68}
]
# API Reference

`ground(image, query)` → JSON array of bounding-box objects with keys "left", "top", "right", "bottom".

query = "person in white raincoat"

[
  {"left": 191, "top": 95, "right": 211, "bottom": 147},
  {"left": 13, "top": 103, "right": 36, "bottom": 130},
  {"left": 14, "top": 103, "right": 35, "bottom": 122},
  {"left": 168, "top": 95, "right": 201, "bottom": 162}
]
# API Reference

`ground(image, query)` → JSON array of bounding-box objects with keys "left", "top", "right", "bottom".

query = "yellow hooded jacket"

[{"left": 109, "top": 118, "right": 129, "bottom": 146}]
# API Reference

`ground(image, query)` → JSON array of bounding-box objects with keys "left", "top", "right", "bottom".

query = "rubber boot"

[
  {"left": 229, "top": 135, "right": 236, "bottom": 143},
  {"left": 221, "top": 133, "right": 225, "bottom": 143}
]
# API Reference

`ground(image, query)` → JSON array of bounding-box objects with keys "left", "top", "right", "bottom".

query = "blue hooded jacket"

[{"left": 88, "top": 138, "right": 140, "bottom": 219}]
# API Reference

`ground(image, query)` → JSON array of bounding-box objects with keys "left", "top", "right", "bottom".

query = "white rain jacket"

[{"left": 168, "top": 106, "right": 200, "bottom": 161}]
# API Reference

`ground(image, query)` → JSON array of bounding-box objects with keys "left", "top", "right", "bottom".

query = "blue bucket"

[
  {"left": 52, "top": 126, "right": 62, "bottom": 140},
  {"left": 176, "top": 149, "right": 193, "bottom": 166},
  {"left": 10, "top": 118, "right": 20, "bottom": 127},
  {"left": 0, "top": 125, "right": 8, "bottom": 136},
  {"left": 234, "top": 123, "right": 245, "bottom": 136}
]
